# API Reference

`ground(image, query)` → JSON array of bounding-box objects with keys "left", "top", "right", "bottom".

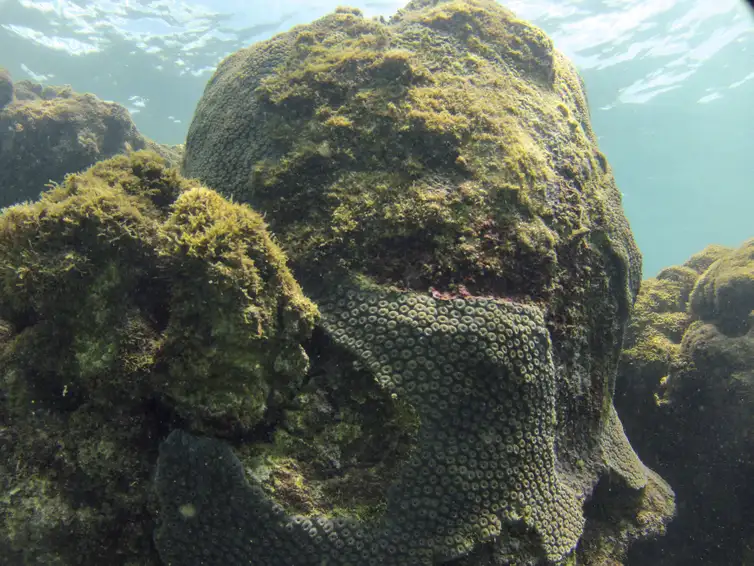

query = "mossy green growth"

[
  {"left": 0, "top": 150, "right": 317, "bottom": 432},
  {"left": 0, "top": 150, "right": 318, "bottom": 563},
  {"left": 0, "top": 78, "right": 183, "bottom": 208},
  {"left": 619, "top": 244, "right": 737, "bottom": 385},
  {"left": 689, "top": 238, "right": 754, "bottom": 335},
  {"left": 614, "top": 254, "right": 712, "bottom": 472},
  {"left": 615, "top": 240, "right": 754, "bottom": 566},
  {"left": 245, "top": 3, "right": 563, "bottom": 290},
  {"left": 622, "top": 279, "right": 688, "bottom": 371},
  {"left": 0, "top": 66, "right": 12, "bottom": 109},
  {"left": 183, "top": 0, "right": 632, "bottom": 313},
  {"left": 683, "top": 243, "right": 733, "bottom": 275},
  {"left": 235, "top": 338, "right": 421, "bottom": 524},
  {"left": 616, "top": 245, "right": 738, "bottom": 399},
  {"left": 621, "top": 261, "right": 708, "bottom": 375}
]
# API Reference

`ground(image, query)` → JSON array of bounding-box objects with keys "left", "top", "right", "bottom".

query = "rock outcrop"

[
  {"left": 0, "top": 151, "right": 316, "bottom": 564},
  {"left": 616, "top": 240, "right": 754, "bottom": 566},
  {"left": 169, "top": 0, "right": 674, "bottom": 564},
  {"left": 0, "top": 68, "right": 183, "bottom": 209}
]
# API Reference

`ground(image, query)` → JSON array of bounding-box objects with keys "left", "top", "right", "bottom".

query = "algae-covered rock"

[
  {"left": 183, "top": 0, "right": 630, "bottom": 305},
  {"left": 615, "top": 240, "right": 754, "bottom": 565},
  {"left": 0, "top": 151, "right": 317, "bottom": 564},
  {"left": 615, "top": 243, "right": 733, "bottom": 444},
  {"left": 0, "top": 67, "right": 12, "bottom": 110},
  {"left": 0, "top": 76, "right": 184, "bottom": 208},
  {"left": 689, "top": 239, "right": 754, "bottom": 334},
  {"left": 162, "top": 1, "right": 673, "bottom": 564}
]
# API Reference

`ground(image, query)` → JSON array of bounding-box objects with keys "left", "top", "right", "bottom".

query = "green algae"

[
  {"left": 177, "top": 1, "right": 668, "bottom": 562},
  {"left": 0, "top": 150, "right": 317, "bottom": 563},
  {"left": 0, "top": 77, "right": 183, "bottom": 208},
  {"left": 616, "top": 241, "right": 754, "bottom": 565},
  {"left": 690, "top": 238, "right": 754, "bottom": 335},
  {"left": 234, "top": 334, "right": 421, "bottom": 524},
  {"left": 183, "top": 0, "right": 632, "bottom": 317}
]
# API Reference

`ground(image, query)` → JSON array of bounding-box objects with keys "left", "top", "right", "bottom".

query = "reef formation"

[
  {"left": 0, "top": 151, "right": 316, "bottom": 564},
  {"left": 0, "top": 67, "right": 183, "bottom": 209},
  {"left": 616, "top": 240, "right": 754, "bottom": 566},
  {"left": 0, "top": 0, "right": 678, "bottom": 564},
  {"left": 159, "top": 0, "right": 673, "bottom": 564}
]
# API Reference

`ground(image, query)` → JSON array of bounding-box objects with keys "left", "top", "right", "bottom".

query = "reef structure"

[
  {"left": 616, "top": 240, "right": 754, "bottom": 565},
  {"left": 0, "top": 67, "right": 12, "bottom": 110},
  {"left": 0, "top": 68, "right": 183, "bottom": 208},
  {"left": 157, "top": 281, "right": 584, "bottom": 564},
  {"left": 0, "top": 151, "right": 317, "bottom": 564},
  {"left": 155, "top": 0, "right": 675, "bottom": 565}
]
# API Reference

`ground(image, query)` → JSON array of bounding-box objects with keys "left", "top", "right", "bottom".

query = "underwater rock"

[
  {"left": 157, "top": 286, "right": 585, "bottom": 564},
  {"left": 615, "top": 240, "right": 754, "bottom": 565},
  {"left": 0, "top": 76, "right": 184, "bottom": 208},
  {"left": 0, "top": 151, "right": 317, "bottom": 564},
  {"left": 168, "top": 0, "right": 673, "bottom": 564},
  {"left": 0, "top": 67, "right": 12, "bottom": 110}
]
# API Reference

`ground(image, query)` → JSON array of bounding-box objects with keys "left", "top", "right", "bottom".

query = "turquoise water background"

[{"left": 0, "top": 0, "right": 751, "bottom": 276}]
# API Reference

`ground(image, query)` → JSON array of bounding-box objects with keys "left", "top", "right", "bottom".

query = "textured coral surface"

[
  {"left": 0, "top": 151, "right": 316, "bottom": 564},
  {"left": 157, "top": 0, "right": 674, "bottom": 564},
  {"left": 156, "top": 282, "right": 584, "bottom": 565}
]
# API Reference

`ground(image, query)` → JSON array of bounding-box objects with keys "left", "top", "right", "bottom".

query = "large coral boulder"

[
  {"left": 183, "top": 1, "right": 622, "bottom": 302},
  {"left": 165, "top": 1, "right": 673, "bottom": 564},
  {"left": 0, "top": 70, "right": 183, "bottom": 208},
  {"left": 0, "top": 151, "right": 317, "bottom": 564},
  {"left": 616, "top": 240, "right": 754, "bottom": 565}
]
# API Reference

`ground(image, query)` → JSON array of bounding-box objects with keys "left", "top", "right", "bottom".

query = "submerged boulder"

[
  {"left": 0, "top": 67, "right": 12, "bottom": 110},
  {"left": 167, "top": 1, "right": 673, "bottom": 564},
  {"left": 0, "top": 151, "right": 317, "bottom": 564},
  {"left": 0, "top": 72, "right": 183, "bottom": 208},
  {"left": 616, "top": 240, "right": 754, "bottom": 565}
]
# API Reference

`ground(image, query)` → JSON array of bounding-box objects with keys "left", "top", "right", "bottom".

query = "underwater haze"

[{"left": 0, "top": 0, "right": 752, "bottom": 276}]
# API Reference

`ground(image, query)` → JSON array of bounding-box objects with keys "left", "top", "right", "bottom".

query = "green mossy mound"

[
  {"left": 0, "top": 150, "right": 317, "bottom": 564},
  {"left": 0, "top": 67, "right": 12, "bottom": 109},
  {"left": 0, "top": 78, "right": 183, "bottom": 208},
  {"left": 183, "top": 0, "right": 639, "bottom": 317},
  {"left": 689, "top": 238, "right": 754, "bottom": 335},
  {"left": 615, "top": 240, "right": 754, "bottom": 565},
  {"left": 174, "top": 1, "right": 672, "bottom": 564},
  {"left": 1, "top": 150, "right": 317, "bottom": 432}
]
